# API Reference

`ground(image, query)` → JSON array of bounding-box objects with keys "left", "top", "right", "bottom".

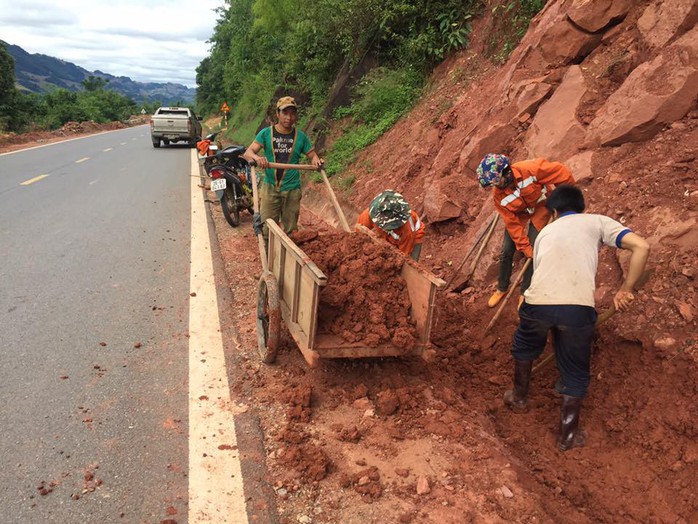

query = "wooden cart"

[
  {"left": 250, "top": 163, "right": 445, "bottom": 366},
  {"left": 256, "top": 221, "right": 446, "bottom": 367}
]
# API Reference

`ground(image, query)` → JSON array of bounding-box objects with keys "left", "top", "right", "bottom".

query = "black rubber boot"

[
  {"left": 503, "top": 359, "right": 532, "bottom": 413},
  {"left": 558, "top": 395, "right": 586, "bottom": 451}
]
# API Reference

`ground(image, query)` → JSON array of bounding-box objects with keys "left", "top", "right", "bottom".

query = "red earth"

[
  {"left": 5, "top": 2, "right": 696, "bottom": 521},
  {"left": 206, "top": 1, "right": 697, "bottom": 522}
]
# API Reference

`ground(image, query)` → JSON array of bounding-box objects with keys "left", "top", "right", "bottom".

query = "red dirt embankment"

[{"left": 213, "top": 1, "right": 696, "bottom": 522}]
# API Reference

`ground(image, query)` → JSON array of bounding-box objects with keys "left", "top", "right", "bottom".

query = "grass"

[
  {"left": 323, "top": 67, "right": 423, "bottom": 177},
  {"left": 485, "top": 0, "right": 546, "bottom": 64}
]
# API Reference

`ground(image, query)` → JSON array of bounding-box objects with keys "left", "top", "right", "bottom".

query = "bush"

[{"left": 324, "top": 67, "right": 422, "bottom": 177}]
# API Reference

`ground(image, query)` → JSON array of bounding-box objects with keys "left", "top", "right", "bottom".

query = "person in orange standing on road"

[
  {"left": 356, "top": 190, "right": 425, "bottom": 261},
  {"left": 476, "top": 154, "right": 576, "bottom": 308}
]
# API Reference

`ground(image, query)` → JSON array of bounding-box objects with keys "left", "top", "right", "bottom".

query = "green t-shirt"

[{"left": 253, "top": 126, "right": 313, "bottom": 191}]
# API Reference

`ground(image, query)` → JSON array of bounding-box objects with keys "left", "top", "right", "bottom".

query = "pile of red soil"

[{"left": 294, "top": 229, "right": 417, "bottom": 349}]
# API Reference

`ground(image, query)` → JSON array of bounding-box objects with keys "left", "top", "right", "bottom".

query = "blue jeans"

[{"left": 512, "top": 303, "right": 597, "bottom": 398}]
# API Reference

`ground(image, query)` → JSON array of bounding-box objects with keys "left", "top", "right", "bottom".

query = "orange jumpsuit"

[
  {"left": 356, "top": 209, "right": 425, "bottom": 257},
  {"left": 493, "top": 158, "right": 575, "bottom": 258}
]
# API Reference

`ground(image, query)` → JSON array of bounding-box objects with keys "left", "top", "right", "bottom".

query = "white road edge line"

[{"left": 188, "top": 150, "right": 248, "bottom": 523}]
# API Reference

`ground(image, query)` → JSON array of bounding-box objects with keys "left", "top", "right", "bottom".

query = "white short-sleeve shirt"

[{"left": 523, "top": 213, "right": 631, "bottom": 307}]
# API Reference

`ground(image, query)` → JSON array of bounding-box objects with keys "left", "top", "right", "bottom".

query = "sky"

[{"left": 0, "top": 0, "right": 225, "bottom": 88}]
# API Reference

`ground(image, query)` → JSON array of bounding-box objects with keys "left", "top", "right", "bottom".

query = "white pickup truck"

[{"left": 150, "top": 107, "right": 203, "bottom": 148}]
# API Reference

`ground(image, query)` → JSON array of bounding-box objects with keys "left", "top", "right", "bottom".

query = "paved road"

[{"left": 0, "top": 127, "right": 198, "bottom": 522}]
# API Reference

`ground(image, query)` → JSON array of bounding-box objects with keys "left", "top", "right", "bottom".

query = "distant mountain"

[{"left": 2, "top": 41, "right": 195, "bottom": 105}]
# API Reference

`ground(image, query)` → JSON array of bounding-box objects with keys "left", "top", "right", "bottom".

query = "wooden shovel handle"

[
  {"left": 484, "top": 258, "right": 531, "bottom": 333},
  {"left": 319, "top": 169, "right": 351, "bottom": 232}
]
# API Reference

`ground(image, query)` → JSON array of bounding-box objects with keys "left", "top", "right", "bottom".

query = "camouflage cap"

[{"left": 369, "top": 190, "right": 411, "bottom": 231}]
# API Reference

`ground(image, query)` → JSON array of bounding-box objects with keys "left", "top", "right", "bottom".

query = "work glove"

[{"left": 253, "top": 213, "right": 263, "bottom": 236}]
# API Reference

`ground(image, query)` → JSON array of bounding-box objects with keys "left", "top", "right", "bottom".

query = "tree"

[
  {"left": 0, "top": 42, "right": 17, "bottom": 130},
  {"left": 82, "top": 75, "right": 109, "bottom": 92}
]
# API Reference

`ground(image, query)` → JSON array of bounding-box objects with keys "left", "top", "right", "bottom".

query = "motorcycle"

[
  {"left": 207, "top": 145, "right": 255, "bottom": 227},
  {"left": 196, "top": 131, "right": 222, "bottom": 172}
]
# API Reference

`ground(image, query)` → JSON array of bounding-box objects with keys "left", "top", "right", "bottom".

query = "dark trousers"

[
  {"left": 512, "top": 303, "right": 597, "bottom": 398},
  {"left": 498, "top": 223, "right": 539, "bottom": 293}
]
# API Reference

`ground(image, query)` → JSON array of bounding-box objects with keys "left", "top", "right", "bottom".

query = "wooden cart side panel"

[
  {"left": 401, "top": 263, "right": 431, "bottom": 344},
  {"left": 298, "top": 269, "right": 321, "bottom": 348},
  {"left": 281, "top": 251, "right": 297, "bottom": 314},
  {"left": 266, "top": 221, "right": 327, "bottom": 285},
  {"left": 280, "top": 302, "right": 321, "bottom": 367}
]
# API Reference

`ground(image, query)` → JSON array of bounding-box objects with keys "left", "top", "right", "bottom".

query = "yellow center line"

[
  {"left": 75, "top": 157, "right": 90, "bottom": 163},
  {"left": 20, "top": 174, "right": 50, "bottom": 185},
  {"left": 103, "top": 148, "right": 113, "bottom": 152}
]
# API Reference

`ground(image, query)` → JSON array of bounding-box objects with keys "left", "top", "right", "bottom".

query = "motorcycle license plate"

[
  {"left": 209, "top": 145, "right": 219, "bottom": 151},
  {"left": 211, "top": 178, "right": 227, "bottom": 191}
]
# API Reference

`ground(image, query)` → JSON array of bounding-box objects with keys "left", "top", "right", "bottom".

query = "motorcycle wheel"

[
  {"left": 220, "top": 186, "right": 240, "bottom": 227},
  {"left": 257, "top": 272, "right": 280, "bottom": 364}
]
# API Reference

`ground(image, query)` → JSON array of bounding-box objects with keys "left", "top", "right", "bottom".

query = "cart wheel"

[{"left": 257, "top": 272, "right": 280, "bottom": 363}]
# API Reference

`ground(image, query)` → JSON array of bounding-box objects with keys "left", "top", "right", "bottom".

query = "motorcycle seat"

[{"left": 218, "top": 145, "right": 246, "bottom": 158}]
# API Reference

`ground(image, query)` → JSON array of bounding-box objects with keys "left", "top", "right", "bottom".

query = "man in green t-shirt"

[{"left": 243, "top": 96, "right": 323, "bottom": 242}]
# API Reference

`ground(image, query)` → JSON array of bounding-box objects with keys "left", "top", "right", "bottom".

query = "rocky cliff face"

[
  {"left": 297, "top": 5, "right": 698, "bottom": 519},
  {"left": 337, "top": 0, "right": 697, "bottom": 356}
]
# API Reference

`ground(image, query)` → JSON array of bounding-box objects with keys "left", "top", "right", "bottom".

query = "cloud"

[{"left": 0, "top": 0, "right": 221, "bottom": 87}]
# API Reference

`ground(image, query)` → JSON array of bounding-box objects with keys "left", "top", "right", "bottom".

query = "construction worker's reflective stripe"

[
  {"left": 387, "top": 215, "right": 420, "bottom": 241},
  {"left": 536, "top": 186, "right": 548, "bottom": 203},
  {"left": 517, "top": 176, "right": 537, "bottom": 189},
  {"left": 501, "top": 180, "right": 548, "bottom": 213},
  {"left": 500, "top": 192, "right": 520, "bottom": 207}
]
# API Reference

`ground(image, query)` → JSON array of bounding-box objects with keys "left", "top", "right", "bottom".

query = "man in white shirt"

[{"left": 503, "top": 185, "right": 650, "bottom": 451}]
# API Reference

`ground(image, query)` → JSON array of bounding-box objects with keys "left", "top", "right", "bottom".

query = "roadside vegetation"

[
  {"left": 196, "top": 0, "right": 547, "bottom": 185},
  {"left": 197, "top": 0, "right": 483, "bottom": 155}
]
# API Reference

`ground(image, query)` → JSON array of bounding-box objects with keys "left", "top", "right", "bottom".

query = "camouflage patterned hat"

[{"left": 369, "top": 190, "right": 411, "bottom": 231}]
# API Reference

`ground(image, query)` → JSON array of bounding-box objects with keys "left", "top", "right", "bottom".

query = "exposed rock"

[
  {"left": 586, "top": 26, "right": 698, "bottom": 147},
  {"left": 564, "top": 151, "right": 595, "bottom": 183},
  {"left": 500, "top": 485, "right": 515, "bottom": 498},
  {"left": 567, "top": 0, "right": 632, "bottom": 33},
  {"left": 510, "top": 1, "right": 602, "bottom": 68},
  {"left": 638, "top": 0, "right": 698, "bottom": 50},
  {"left": 525, "top": 66, "right": 588, "bottom": 160},
  {"left": 458, "top": 122, "right": 518, "bottom": 176},
  {"left": 376, "top": 389, "right": 400, "bottom": 416},
  {"left": 508, "top": 79, "right": 553, "bottom": 121},
  {"left": 654, "top": 337, "right": 677, "bottom": 350},
  {"left": 423, "top": 175, "right": 463, "bottom": 223},
  {"left": 416, "top": 476, "right": 431, "bottom": 495},
  {"left": 677, "top": 302, "right": 695, "bottom": 323},
  {"left": 537, "top": 16, "right": 601, "bottom": 66}
]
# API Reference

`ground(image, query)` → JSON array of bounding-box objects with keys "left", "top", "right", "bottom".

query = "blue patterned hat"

[{"left": 477, "top": 154, "right": 510, "bottom": 187}]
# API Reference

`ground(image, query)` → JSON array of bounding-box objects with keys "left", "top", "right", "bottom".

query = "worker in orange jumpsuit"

[
  {"left": 476, "top": 154, "right": 576, "bottom": 308},
  {"left": 356, "top": 190, "right": 425, "bottom": 261}
]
